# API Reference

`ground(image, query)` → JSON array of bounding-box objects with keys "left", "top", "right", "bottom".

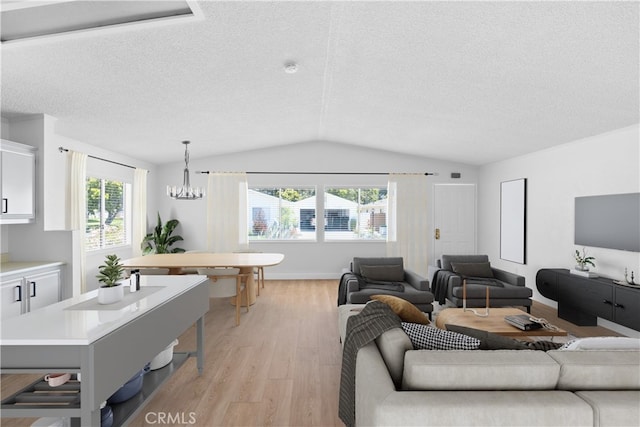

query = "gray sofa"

[
  {"left": 355, "top": 328, "right": 640, "bottom": 426},
  {"left": 428, "top": 254, "right": 532, "bottom": 312},
  {"left": 339, "top": 257, "right": 434, "bottom": 317}
]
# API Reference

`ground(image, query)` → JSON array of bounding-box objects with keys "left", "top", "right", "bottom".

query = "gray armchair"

[
  {"left": 427, "top": 254, "right": 532, "bottom": 313},
  {"left": 338, "top": 257, "right": 434, "bottom": 318}
]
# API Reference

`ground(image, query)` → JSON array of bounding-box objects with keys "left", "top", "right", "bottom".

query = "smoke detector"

[{"left": 284, "top": 62, "right": 298, "bottom": 74}]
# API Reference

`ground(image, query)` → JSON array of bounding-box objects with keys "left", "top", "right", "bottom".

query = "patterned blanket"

[{"left": 338, "top": 301, "right": 402, "bottom": 427}]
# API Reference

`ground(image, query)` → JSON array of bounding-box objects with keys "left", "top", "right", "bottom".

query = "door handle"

[
  {"left": 30, "top": 281, "right": 36, "bottom": 297},
  {"left": 2, "top": 198, "right": 7, "bottom": 214},
  {"left": 614, "top": 303, "right": 624, "bottom": 309},
  {"left": 435, "top": 228, "right": 440, "bottom": 240},
  {"left": 14, "top": 286, "right": 22, "bottom": 302}
]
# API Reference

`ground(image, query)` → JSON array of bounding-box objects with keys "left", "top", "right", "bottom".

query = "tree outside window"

[{"left": 86, "top": 177, "right": 131, "bottom": 250}]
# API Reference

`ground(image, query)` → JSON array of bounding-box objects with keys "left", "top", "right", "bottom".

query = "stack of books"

[{"left": 504, "top": 314, "right": 543, "bottom": 331}]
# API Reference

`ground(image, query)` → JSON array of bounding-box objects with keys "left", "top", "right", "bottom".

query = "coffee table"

[{"left": 435, "top": 307, "right": 567, "bottom": 338}]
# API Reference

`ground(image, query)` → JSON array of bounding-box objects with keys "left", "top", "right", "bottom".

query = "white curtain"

[
  {"left": 386, "top": 173, "right": 429, "bottom": 276},
  {"left": 66, "top": 151, "right": 87, "bottom": 294},
  {"left": 207, "top": 172, "right": 248, "bottom": 252},
  {"left": 132, "top": 168, "right": 148, "bottom": 257}
]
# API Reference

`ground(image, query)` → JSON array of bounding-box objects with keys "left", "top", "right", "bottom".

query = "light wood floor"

[{"left": 1, "top": 280, "right": 624, "bottom": 427}]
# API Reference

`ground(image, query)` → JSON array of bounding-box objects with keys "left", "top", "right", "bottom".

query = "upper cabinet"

[{"left": 1, "top": 139, "right": 37, "bottom": 224}]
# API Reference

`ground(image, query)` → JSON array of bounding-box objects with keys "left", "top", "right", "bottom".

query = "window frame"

[
  {"left": 247, "top": 186, "right": 318, "bottom": 242},
  {"left": 85, "top": 175, "right": 132, "bottom": 252},
  {"left": 323, "top": 186, "right": 388, "bottom": 242}
]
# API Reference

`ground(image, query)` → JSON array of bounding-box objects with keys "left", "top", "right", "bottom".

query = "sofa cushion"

[
  {"left": 360, "top": 264, "right": 405, "bottom": 282},
  {"left": 547, "top": 350, "right": 640, "bottom": 390},
  {"left": 352, "top": 257, "right": 404, "bottom": 276},
  {"left": 402, "top": 350, "right": 560, "bottom": 391},
  {"left": 441, "top": 254, "right": 489, "bottom": 271},
  {"left": 451, "top": 282, "right": 532, "bottom": 299},
  {"left": 451, "top": 262, "right": 494, "bottom": 278},
  {"left": 576, "top": 391, "right": 640, "bottom": 427},
  {"left": 371, "top": 295, "right": 430, "bottom": 324},
  {"left": 374, "top": 328, "right": 414, "bottom": 388},
  {"left": 401, "top": 322, "right": 479, "bottom": 350}
]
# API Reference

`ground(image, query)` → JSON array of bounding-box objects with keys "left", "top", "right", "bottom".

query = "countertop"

[
  {"left": 0, "top": 274, "right": 208, "bottom": 346},
  {"left": 0, "top": 261, "right": 65, "bottom": 277}
]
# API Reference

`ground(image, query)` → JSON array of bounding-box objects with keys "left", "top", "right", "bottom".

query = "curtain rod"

[
  {"left": 58, "top": 146, "right": 137, "bottom": 170},
  {"left": 196, "top": 171, "right": 438, "bottom": 176}
]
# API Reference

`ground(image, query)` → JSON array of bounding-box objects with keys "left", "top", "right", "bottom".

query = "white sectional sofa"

[{"left": 354, "top": 328, "right": 640, "bottom": 427}]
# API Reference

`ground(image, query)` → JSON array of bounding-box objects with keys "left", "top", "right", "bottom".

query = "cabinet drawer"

[
  {"left": 558, "top": 276, "right": 613, "bottom": 320},
  {"left": 614, "top": 287, "right": 640, "bottom": 330}
]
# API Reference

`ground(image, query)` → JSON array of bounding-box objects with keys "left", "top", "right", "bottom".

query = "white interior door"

[{"left": 432, "top": 184, "right": 476, "bottom": 265}]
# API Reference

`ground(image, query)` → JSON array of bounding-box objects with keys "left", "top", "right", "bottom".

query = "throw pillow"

[
  {"left": 371, "top": 295, "right": 430, "bottom": 324},
  {"left": 445, "top": 324, "right": 528, "bottom": 350},
  {"left": 450, "top": 262, "right": 494, "bottom": 278},
  {"left": 446, "top": 324, "right": 564, "bottom": 351},
  {"left": 559, "top": 337, "right": 640, "bottom": 350},
  {"left": 360, "top": 264, "right": 404, "bottom": 282},
  {"left": 402, "top": 322, "right": 480, "bottom": 350}
]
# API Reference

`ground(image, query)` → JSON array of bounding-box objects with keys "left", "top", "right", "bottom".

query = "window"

[
  {"left": 324, "top": 187, "right": 388, "bottom": 240},
  {"left": 86, "top": 177, "right": 131, "bottom": 250},
  {"left": 248, "top": 187, "right": 316, "bottom": 240}
]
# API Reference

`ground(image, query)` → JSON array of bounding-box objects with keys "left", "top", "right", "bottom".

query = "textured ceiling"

[{"left": 1, "top": 1, "right": 638, "bottom": 165}]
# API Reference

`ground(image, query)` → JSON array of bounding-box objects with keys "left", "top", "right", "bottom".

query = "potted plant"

[
  {"left": 141, "top": 213, "right": 186, "bottom": 254},
  {"left": 574, "top": 247, "right": 596, "bottom": 271},
  {"left": 97, "top": 254, "right": 125, "bottom": 304}
]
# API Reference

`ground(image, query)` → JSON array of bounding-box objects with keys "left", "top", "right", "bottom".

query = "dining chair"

[{"left": 197, "top": 267, "right": 250, "bottom": 326}]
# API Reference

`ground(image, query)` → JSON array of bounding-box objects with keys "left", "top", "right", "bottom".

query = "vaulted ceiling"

[{"left": 1, "top": 1, "right": 638, "bottom": 165}]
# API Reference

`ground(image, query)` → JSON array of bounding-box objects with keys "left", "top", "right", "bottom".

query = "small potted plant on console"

[
  {"left": 572, "top": 247, "right": 597, "bottom": 277},
  {"left": 97, "top": 254, "right": 125, "bottom": 304}
]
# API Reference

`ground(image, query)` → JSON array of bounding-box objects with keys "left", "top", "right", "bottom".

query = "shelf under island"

[{"left": 1, "top": 274, "right": 209, "bottom": 426}]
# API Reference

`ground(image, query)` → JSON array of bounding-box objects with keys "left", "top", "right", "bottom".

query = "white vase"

[
  {"left": 98, "top": 284, "right": 124, "bottom": 304},
  {"left": 575, "top": 264, "right": 589, "bottom": 272}
]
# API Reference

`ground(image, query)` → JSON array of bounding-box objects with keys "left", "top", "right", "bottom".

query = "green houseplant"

[
  {"left": 97, "top": 254, "right": 125, "bottom": 304},
  {"left": 141, "top": 213, "right": 186, "bottom": 254},
  {"left": 574, "top": 247, "right": 596, "bottom": 271}
]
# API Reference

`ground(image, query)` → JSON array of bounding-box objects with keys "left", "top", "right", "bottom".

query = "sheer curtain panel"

[
  {"left": 207, "top": 173, "right": 248, "bottom": 252},
  {"left": 132, "top": 168, "right": 148, "bottom": 257},
  {"left": 386, "top": 173, "right": 429, "bottom": 276},
  {"left": 66, "top": 151, "right": 87, "bottom": 294}
]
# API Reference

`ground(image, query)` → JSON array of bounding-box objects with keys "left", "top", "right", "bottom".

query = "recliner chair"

[
  {"left": 338, "top": 257, "right": 434, "bottom": 319},
  {"left": 427, "top": 254, "right": 532, "bottom": 313}
]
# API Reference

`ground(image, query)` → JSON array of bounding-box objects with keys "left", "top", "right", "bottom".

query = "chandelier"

[{"left": 166, "top": 140, "right": 205, "bottom": 200}]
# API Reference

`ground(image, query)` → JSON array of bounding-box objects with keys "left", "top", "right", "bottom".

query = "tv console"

[{"left": 536, "top": 268, "right": 640, "bottom": 331}]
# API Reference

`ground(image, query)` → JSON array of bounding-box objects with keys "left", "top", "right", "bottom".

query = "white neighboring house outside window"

[
  {"left": 248, "top": 187, "right": 316, "bottom": 241},
  {"left": 324, "top": 187, "right": 388, "bottom": 241}
]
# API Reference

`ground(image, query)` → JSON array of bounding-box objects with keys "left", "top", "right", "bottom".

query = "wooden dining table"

[{"left": 121, "top": 252, "right": 284, "bottom": 305}]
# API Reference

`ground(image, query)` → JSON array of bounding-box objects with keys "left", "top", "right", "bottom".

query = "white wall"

[
  {"left": 1, "top": 115, "right": 158, "bottom": 297},
  {"left": 478, "top": 125, "right": 640, "bottom": 336},
  {"left": 156, "top": 141, "right": 479, "bottom": 279}
]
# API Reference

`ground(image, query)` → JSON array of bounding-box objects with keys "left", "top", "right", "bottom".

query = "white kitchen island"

[{"left": 1, "top": 274, "right": 209, "bottom": 426}]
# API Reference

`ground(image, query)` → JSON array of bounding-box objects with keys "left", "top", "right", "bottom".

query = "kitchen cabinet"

[
  {"left": 0, "top": 139, "right": 36, "bottom": 224},
  {"left": 0, "top": 277, "right": 24, "bottom": 319},
  {"left": 0, "top": 263, "right": 62, "bottom": 319}
]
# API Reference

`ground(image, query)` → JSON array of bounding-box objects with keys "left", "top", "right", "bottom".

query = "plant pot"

[
  {"left": 150, "top": 339, "right": 179, "bottom": 370},
  {"left": 98, "top": 284, "right": 124, "bottom": 305},
  {"left": 575, "top": 265, "right": 590, "bottom": 272}
]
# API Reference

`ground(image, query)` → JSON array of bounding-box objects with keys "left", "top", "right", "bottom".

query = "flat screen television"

[{"left": 574, "top": 193, "right": 640, "bottom": 252}]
